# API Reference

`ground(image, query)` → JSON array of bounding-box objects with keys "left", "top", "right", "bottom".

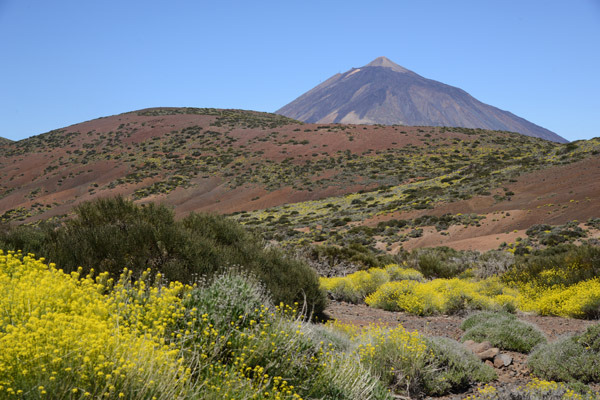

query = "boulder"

[
  {"left": 493, "top": 353, "right": 513, "bottom": 368},
  {"left": 470, "top": 341, "right": 492, "bottom": 354},
  {"left": 477, "top": 347, "right": 500, "bottom": 360}
]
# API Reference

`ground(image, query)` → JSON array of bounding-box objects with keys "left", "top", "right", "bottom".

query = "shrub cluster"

[
  {"left": 1, "top": 250, "right": 499, "bottom": 399},
  {"left": 306, "top": 243, "right": 396, "bottom": 271},
  {"left": 0, "top": 251, "right": 387, "bottom": 400},
  {"left": 402, "top": 246, "right": 470, "bottom": 278},
  {"left": 525, "top": 222, "right": 587, "bottom": 247},
  {"left": 365, "top": 277, "right": 518, "bottom": 316},
  {"left": 0, "top": 197, "right": 326, "bottom": 316},
  {"left": 399, "top": 247, "right": 514, "bottom": 280},
  {"left": 330, "top": 322, "right": 495, "bottom": 398},
  {"left": 320, "top": 264, "right": 424, "bottom": 303},
  {"left": 504, "top": 245, "right": 600, "bottom": 288},
  {"left": 461, "top": 312, "right": 547, "bottom": 353},
  {"left": 504, "top": 245, "right": 600, "bottom": 318},
  {"left": 320, "top": 245, "right": 600, "bottom": 319}
]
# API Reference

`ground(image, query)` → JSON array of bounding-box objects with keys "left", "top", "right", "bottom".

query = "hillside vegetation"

[{"left": 1, "top": 108, "right": 597, "bottom": 227}]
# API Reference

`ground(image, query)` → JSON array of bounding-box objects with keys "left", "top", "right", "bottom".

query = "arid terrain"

[{"left": 1, "top": 108, "right": 598, "bottom": 254}]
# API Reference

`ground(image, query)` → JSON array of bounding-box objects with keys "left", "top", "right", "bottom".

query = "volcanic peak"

[{"left": 364, "top": 56, "right": 412, "bottom": 73}]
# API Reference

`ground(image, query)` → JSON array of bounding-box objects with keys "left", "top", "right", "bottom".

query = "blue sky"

[{"left": 1, "top": 0, "right": 599, "bottom": 142}]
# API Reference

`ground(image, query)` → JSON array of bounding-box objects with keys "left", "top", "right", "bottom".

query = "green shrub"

[
  {"left": 0, "top": 221, "right": 54, "bottom": 255},
  {"left": 385, "top": 264, "right": 425, "bottom": 282},
  {"left": 182, "top": 271, "right": 390, "bottom": 400},
  {"left": 577, "top": 323, "right": 600, "bottom": 352},
  {"left": 474, "top": 250, "right": 514, "bottom": 279},
  {"left": 461, "top": 312, "right": 547, "bottom": 353},
  {"left": 183, "top": 270, "right": 270, "bottom": 334},
  {"left": 404, "top": 247, "right": 470, "bottom": 278},
  {"left": 307, "top": 243, "right": 395, "bottom": 270},
  {"left": 423, "top": 336, "right": 497, "bottom": 396},
  {"left": 504, "top": 245, "right": 600, "bottom": 288},
  {"left": 528, "top": 324, "right": 600, "bottom": 383},
  {"left": 461, "top": 310, "right": 511, "bottom": 331}
]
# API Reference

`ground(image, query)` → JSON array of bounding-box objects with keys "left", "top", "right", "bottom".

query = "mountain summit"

[
  {"left": 276, "top": 57, "right": 566, "bottom": 143},
  {"left": 365, "top": 56, "right": 411, "bottom": 73}
]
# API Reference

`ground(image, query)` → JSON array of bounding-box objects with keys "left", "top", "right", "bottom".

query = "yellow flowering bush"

[
  {"left": 517, "top": 278, "right": 600, "bottom": 318},
  {"left": 320, "top": 264, "right": 424, "bottom": 304},
  {"left": 320, "top": 268, "right": 390, "bottom": 303},
  {"left": 355, "top": 324, "right": 429, "bottom": 395},
  {"left": 365, "top": 278, "right": 518, "bottom": 316},
  {"left": 0, "top": 250, "right": 189, "bottom": 399},
  {"left": 328, "top": 322, "right": 494, "bottom": 398}
]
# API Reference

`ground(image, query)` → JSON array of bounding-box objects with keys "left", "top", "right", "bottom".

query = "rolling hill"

[
  {"left": 0, "top": 107, "right": 598, "bottom": 254},
  {"left": 276, "top": 57, "right": 567, "bottom": 143}
]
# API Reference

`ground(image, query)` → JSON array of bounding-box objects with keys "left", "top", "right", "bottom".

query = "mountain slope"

[{"left": 276, "top": 57, "right": 567, "bottom": 143}]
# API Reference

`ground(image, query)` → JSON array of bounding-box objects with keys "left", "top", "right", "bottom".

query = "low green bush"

[
  {"left": 577, "top": 323, "right": 600, "bottom": 352},
  {"left": 461, "top": 312, "right": 547, "bottom": 353},
  {"left": 403, "top": 247, "right": 470, "bottom": 279},
  {"left": 527, "top": 323, "right": 600, "bottom": 383},
  {"left": 424, "top": 336, "right": 497, "bottom": 396}
]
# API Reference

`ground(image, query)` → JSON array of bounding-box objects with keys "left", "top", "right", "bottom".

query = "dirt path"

[{"left": 325, "top": 301, "right": 598, "bottom": 399}]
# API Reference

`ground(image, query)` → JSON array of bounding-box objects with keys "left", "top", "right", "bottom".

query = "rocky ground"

[{"left": 325, "top": 300, "right": 598, "bottom": 399}]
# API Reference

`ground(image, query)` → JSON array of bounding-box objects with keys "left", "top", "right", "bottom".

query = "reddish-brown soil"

[
  {"left": 0, "top": 109, "right": 467, "bottom": 222},
  {"left": 362, "top": 156, "right": 600, "bottom": 252}
]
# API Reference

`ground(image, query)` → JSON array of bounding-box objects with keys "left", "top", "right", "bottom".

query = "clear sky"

[{"left": 1, "top": 0, "right": 599, "bottom": 142}]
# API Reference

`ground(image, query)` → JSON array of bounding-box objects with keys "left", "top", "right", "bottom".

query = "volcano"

[{"left": 276, "top": 57, "right": 566, "bottom": 143}]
